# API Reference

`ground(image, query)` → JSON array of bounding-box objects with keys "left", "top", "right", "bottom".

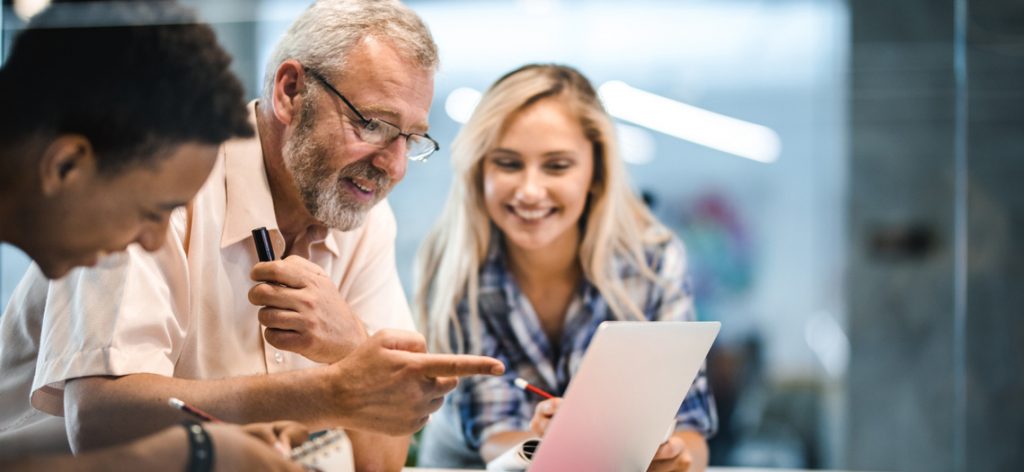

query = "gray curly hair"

[{"left": 262, "top": 0, "right": 438, "bottom": 100}]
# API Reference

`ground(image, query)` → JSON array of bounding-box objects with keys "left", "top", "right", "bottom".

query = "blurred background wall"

[
  {"left": 847, "top": 1, "right": 1024, "bottom": 471},
  {"left": 1, "top": 1, "right": 1021, "bottom": 470}
]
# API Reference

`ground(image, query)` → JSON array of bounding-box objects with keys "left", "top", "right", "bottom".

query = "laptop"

[{"left": 527, "top": 321, "right": 720, "bottom": 471}]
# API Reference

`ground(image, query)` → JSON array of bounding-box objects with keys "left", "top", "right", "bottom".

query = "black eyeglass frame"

[{"left": 305, "top": 68, "right": 439, "bottom": 162}]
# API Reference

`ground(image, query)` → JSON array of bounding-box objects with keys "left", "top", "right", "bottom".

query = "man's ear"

[
  {"left": 271, "top": 59, "right": 309, "bottom": 127},
  {"left": 38, "top": 135, "right": 96, "bottom": 197}
]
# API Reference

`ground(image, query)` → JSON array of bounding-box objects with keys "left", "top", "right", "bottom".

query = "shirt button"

[{"left": 274, "top": 351, "right": 284, "bottom": 363}]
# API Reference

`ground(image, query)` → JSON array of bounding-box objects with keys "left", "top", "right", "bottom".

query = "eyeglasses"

[{"left": 305, "top": 68, "right": 439, "bottom": 162}]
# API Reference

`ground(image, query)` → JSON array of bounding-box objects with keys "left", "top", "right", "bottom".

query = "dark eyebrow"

[
  {"left": 488, "top": 148, "right": 521, "bottom": 157},
  {"left": 542, "top": 151, "right": 579, "bottom": 159},
  {"left": 488, "top": 149, "right": 578, "bottom": 160},
  {"left": 157, "top": 201, "right": 187, "bottom": 211}
]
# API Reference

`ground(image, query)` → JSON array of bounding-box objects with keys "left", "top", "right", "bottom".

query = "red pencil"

[
  {"left": 514, "top": 377, "right": 555, "bottom": 400},
  {"left": 168, "top": 397, "right": 224, "bottom": 423}
]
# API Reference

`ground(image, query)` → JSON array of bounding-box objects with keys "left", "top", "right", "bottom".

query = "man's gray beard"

[
  {"left": 307, "top": 174, "right": 367, "bottom": 232},
  {"left": 283, "top": 122, "right": 370, "bottom": 232}
]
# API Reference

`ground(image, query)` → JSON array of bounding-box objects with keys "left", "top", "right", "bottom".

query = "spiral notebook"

[
  {"left": 486, "top": 438, "right": 539, "bottom": 470},
  {"left": 290, "top": 428, "right": 354, "bottom": 471}
]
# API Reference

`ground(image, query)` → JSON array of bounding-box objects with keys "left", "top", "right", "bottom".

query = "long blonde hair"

[{"left": 415, "top": 64, "right": 670, "bottom": 354}]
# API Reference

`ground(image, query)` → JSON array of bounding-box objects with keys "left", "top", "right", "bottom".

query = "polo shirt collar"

[{"left": 219, "top": 101, "right": 340, "bottom": 258}]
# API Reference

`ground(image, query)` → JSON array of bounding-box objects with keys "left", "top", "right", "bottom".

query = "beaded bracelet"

[{"left": 182, "top": 421, "right": 214, "bottom": 472}]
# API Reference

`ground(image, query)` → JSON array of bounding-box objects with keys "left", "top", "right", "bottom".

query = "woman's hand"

[
  {"left": 528, "top": 397, "right": 562, "bottom": 436},
  {"left": 647, "top": 435, "right": 693, "bottom": 472},
  {"left": 528, "top": 399, "right": 704, "bottom": 472}
]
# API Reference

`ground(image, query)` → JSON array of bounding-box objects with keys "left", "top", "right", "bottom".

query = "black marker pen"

[{"left": 252, "top": 226, "right": 276, "bottom": 262}]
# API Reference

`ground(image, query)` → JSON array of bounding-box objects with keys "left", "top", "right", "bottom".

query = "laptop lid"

[{"left": 528, "top": 321, "right": 720, "bottom": 472}]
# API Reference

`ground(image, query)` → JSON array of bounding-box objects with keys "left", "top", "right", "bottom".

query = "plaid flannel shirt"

[{"left": 443, "top": 233, "right": 717, "bottom": 453}]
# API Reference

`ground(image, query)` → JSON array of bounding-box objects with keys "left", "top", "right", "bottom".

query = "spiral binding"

[{"left": 290, "top": 429, "right": 349, "bottom": 469}]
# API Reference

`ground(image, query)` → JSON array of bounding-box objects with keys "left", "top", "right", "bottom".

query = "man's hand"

[
  {"left": 250, "top": 256, "right": 367, "bottom": 363},
  {"left": 234, "top": 421, "right": 311, "bottom": 457},
  {"left": 207, "top": 421, "right": 310, "bottom": 471},
  {"left": 328, "top": 329, "right": 504, "bottom": 435},
  {"left": 126, "top": 421, "right": 309, "bottom": 472}
]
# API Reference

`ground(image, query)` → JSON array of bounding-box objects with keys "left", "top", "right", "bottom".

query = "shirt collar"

[
  {"left": 481, "top": 233, "right": 597, "bottom": 299},
  {"left": 479, "top": 232, "right": 510, "bottom": 290},
  {"left": 294, "top": 224, "right": 339, "bottom": 258},
  {"left": 219, "top": 101, "right": 339, "bottom": 258}
]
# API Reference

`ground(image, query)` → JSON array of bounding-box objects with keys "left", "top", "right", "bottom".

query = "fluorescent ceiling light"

[
  {"left": 445, "top": 87, "right": 482, "bottom": 124},
  {"left": 445, "top": 81, "right": 781, "bottom": 164},
  {"left": 599, "top": 80, "right": 782, "bottom": 164},
  {"left": 14, "top": 0, "right": 51, "bottom": 20}
]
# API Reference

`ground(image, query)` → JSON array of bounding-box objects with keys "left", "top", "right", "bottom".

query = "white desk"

[{"left": 403, "top": 464, "right": 860, "bottom": 468}]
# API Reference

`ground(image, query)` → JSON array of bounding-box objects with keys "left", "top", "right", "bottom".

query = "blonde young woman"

[{"left": 415, "top": 64, "right": 716, "bottom": 471}]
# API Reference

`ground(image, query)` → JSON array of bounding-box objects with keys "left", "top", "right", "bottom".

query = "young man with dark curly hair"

[{"left": 0, "top": 2, "right": 310, "bottom": 470}]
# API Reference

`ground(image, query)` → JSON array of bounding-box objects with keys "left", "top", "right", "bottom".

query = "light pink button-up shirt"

[{"left": 0, "top": 104, "right": 414, "bottom": 455}]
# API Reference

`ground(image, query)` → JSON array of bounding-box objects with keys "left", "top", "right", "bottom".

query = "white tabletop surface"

[{"left": 403, "top": 464, "right": 860, "bottom": 468}]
